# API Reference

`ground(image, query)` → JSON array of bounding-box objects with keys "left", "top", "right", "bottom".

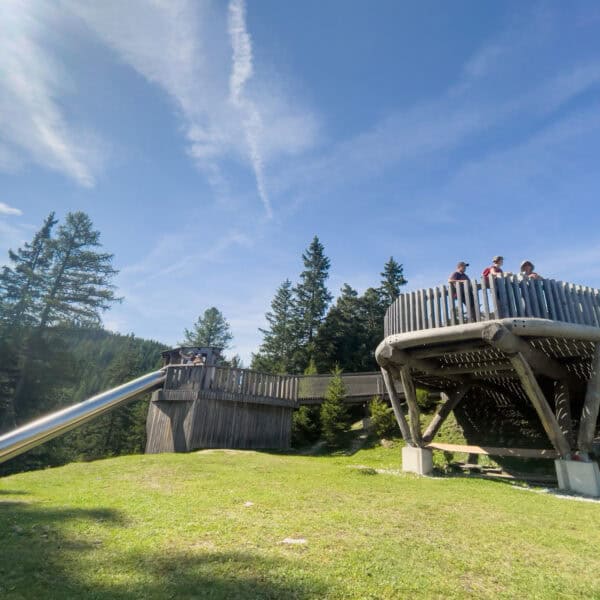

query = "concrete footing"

[
  {"left": 555, "top": 459, "right": 600, "bottom": 497},
  {"left": 402, "top": 446, "right": 433, "bottom": 475}
]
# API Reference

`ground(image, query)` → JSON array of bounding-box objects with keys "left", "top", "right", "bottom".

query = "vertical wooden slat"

[
  {"left": 585, "top": 287, "right": 600, "bottom": 327},
  {"left": 504, "top": 275, "right": 518, "bottom": 317},
  {"left": 551, "top": 280, "right": 565, "bottom": 322},
  {"left": 456, "top": 281, "right": 464, "bottom": 324},
  {"left": 428, "top": 288, "right": 436, "bottom": 328},
  {"left": 533, "top": 279, "right": 549, "bottom": 319},
  {"left": 436, "top": 286, "right": 443, "bottom": 328},
  {"left": 527, "top": 278, "right": 541, "bottom": 318},
  {"left": 490, "top": 275, "right": 512, "bottom": 319},
  {"left": 442, "top": 285, "right": 451, "bottom": 326},
  {"left": 471, "top": 279, "right": 481, "bottom": 322},
  {"left": 519, "top": 277, "right": 533, "bottom": 317},
  {"left": 481, "top": 277, "right": 491, "bottom": 320},
  {"left": 559, "top": 281, "right": 574, "bottom": 323},
  {"left": 544, "top": 279, "right": 558, "bottom": 320},
  {"left": 463, "top": 280, "right": 473, "bottom": 323}
]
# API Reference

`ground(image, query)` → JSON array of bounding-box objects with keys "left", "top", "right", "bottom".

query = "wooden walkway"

[{"left": 376, "top": 277, "right": 600, "bottom": 464}]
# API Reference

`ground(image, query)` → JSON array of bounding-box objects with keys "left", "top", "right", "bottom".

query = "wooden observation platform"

[{"left": 376, "top": 276, "right": 600, "bottom": 495}]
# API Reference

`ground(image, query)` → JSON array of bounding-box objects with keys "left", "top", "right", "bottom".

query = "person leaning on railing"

[
  {"left": 482, "top": 255, "right": 512, "bottom": 279},
  {"left": 448, "top": 261, "right": 476, "bottom": 320},
  {"left": 519, "top": 260, "right": 543, "bottom": 280}
]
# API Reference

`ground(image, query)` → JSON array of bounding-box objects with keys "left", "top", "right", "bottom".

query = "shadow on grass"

[{"left": 0, "top": 497, "right": 327, "bottom": 599}]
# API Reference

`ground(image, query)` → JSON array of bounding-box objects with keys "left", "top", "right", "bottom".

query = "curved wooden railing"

[{"left": 384, "top": 277, "right": 600, "bottom": 337}]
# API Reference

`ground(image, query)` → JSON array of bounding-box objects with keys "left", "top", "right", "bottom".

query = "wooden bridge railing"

[
  {"left": 384, "top": 277, "right": 600, "bottom": 337},
  {"left": 164, "top": 365, "right": 299, "bottom": 402}
]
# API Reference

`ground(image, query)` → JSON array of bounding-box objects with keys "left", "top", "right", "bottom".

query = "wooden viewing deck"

[{"left": 376, "top": 276, "right": 600, "bottom": 495}]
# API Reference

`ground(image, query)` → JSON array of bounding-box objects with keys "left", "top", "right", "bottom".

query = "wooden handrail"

[{"left": 384, "top": 277, "right": 600, "bottom": 337}]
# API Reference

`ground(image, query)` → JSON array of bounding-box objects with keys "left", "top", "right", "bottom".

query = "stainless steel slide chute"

[{"left": 0, "top": 369, "right": 166, "bottom": 464}]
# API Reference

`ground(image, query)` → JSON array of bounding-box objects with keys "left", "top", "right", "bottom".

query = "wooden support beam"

[
  {"left": 482, "top": 323, "right": 569, "bottom": 380},
  {"left": 422, "top": 384, "right": 471, "bottom": 443},
  {"left": 509, "top": 352, "right": 571, "bottom": 458},
  {"left": 426, "top": 442, "right": 558, "bottom": 459},
  {"left": 554, "top": 380, "right": 574, "bottom": 450},
  {"left": 380, "top": 367, "right": 413, "bottom": 446},
  {"left": 577, "top": 343, "right": 600, "bottom": 454},
  {"left": 399, "top": 365, "right": 423, "bottom": 446}
]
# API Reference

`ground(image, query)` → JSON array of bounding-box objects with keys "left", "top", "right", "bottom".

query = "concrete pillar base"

[
  {"left": 555, "top": 459, "right": 600, "bottom": 497},
  {"left": 402, "top": 446, "right": 433, "bottom": 475}
]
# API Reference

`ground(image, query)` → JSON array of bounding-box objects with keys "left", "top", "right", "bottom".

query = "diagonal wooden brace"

[
  {"left": 482, "top": 323, "right": 569, "bottom": 380},
  {"left": 577, "top": 343, "right": 600, "bottom": 455},
  {"left": 509, "top": 352, "right": 571, "bottom": 458},
  {"left": 380, "top": 367, "right": 414, "bottom": 446},
  {"left": 399, "top": 365, "right": 423, "bottom": 447},
  {"left": 422, "top": 384, "right": 471, "bottom": 444}
]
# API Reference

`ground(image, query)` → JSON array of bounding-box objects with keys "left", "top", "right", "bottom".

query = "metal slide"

[{"left": 0, "top": 369, "right": 166, "bottom": 464}]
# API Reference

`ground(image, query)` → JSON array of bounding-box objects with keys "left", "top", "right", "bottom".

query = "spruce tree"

[
  {"left": 0, "top": 212, "right": 57, "bottom": 328},
  {"left": 2, "top": 212, "right": 120, "bottom": 430},
  {"left": 320, "top": 367, "right": 350, "bottom": 448},
  {"left": 252, "top": 279, "right": 296, "bottom": 373},
  {"left": 293, "top": 236, "right": 332, "bottom": 367},
  {"left": 182, "top": 307, "right": 233, "bottom": 349},
  {"left": 38, "top": 212, "right": 119, "bottom": 329},
  {"left": 379, "top": 256, "right": 407, "bottom": 307}
]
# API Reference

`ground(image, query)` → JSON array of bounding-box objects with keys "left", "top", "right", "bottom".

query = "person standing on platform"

[
  {"left": 519, "top": 260, "right": 543, "bottom": 280},
  {"left": 482, "top": 256, "right": 510, "bottom": 279}
]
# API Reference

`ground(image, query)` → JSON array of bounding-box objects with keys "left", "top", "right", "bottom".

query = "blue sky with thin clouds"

[{"left": 2, "top": 1, "right": 600, "bottom": 363}]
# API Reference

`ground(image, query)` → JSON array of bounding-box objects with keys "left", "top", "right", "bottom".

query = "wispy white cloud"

[
  {"left": 0, "top": 1, "right": 101, "bottom": 186},
  {"left": 228, "top": 0, "right": 271, "bottom": 218},
  {"left": 65, "top": 0, "right": 318, "bottom": 215},
  {"left": 0, "top": 202, "right": 22, "bottom": 216}
]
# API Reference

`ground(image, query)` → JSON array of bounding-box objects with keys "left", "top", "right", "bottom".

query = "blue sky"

[{"left": 2, "top": 1, "right": 600, "bottom": 363}]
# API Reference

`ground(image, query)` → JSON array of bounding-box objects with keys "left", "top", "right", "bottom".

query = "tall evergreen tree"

[
  {"left": 320, "top": 367, "right": 350, "bottom": 448},
  {"left": 182, "top": 307, "right": 233, "bottom": 349},
  {"left": 1, "top": 212, "right": 120, "bottom": 430},
  {"left": 0, "top": 213, "right": 57, "bottom": 328},
  {"left": 293, "top": 236, "right": 332, "bottom": 367},
  {"left": 379, "top": 256, "right": 407, "bottom": 307},
  {"left": 252, "top": 279, "right": 296, "bottom": 373},
  {"left": 38, "top": 212, "right": 119, "bottom": 329}
]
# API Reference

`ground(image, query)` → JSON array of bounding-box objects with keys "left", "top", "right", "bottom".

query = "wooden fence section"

[
  {"left": 384, "top": 277, "right": 600, "bottom": 337},
  {"left": 146, "top": 365, "right": 298, "bottom": 454},
  {"left": 297, "top": 371, "right": 386, "bottom": 404}
]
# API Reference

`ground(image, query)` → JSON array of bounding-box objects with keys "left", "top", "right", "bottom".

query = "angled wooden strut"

[
  {"left": 577, "top": 343, "right": 600, "bottom": 455},
  {"left": 509, "top": 352, "right": 571, "bottom": 458},
  {"left": 554, "top": 380, "right": 574, "bottom": 450},
  {"left": 422, "top": 384, "right": 471, "bottom": 444},
  {"left": 380, "top": 367, "right": 413, "bottom": 446},
  {"left": 399, "top": 365, "right": 423, "bottom": 447},
  {"left": 482, "top": 323, "right": 569, "bottom": 380}
]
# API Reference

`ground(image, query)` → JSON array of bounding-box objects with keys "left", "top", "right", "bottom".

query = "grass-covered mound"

[{"left": 1, "top": 447, "right": 599, "bottom": 599}]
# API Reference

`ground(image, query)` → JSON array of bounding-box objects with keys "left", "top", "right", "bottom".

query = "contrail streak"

[{"left": 228, "top": 0, "right": 273, "bottom": 218}]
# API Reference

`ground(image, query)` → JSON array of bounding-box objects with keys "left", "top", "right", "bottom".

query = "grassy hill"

[{"left": 1, "top": 445, "right": 599, "bottom": 599}]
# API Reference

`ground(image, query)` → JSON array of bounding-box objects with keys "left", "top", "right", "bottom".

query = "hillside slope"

[{"left": 1, "top": 447, "right": 599, "bottom": 599}]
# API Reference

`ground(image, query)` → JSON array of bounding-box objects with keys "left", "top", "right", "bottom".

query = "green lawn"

[{"left": 1, "top": 446, "right": 599, "bottom": 599}]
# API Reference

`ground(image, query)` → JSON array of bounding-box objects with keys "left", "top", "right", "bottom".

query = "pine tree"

[
  {"left": 252, "top": 279, "right": 296, "bottom": 373},
  {"left": 293, "top": 236, "right": 332, "bottom": 368},
  {"left": 320, "top": 367, "right": 350, "bottom": 448},
  {"left": 379, "top": 256, "right": 407, "bottom": 307},
  {"left": 2, "top": 212, "right": 120, "bottom": 430},
  {"left": 0, "top": 212, "right": 57, "bottom": 328},
  {"left": 38, "top": 212, "right": 119, "bottom": 329},
  {"left": 182, "top": 307, "right": 233, "bottom": 349}
]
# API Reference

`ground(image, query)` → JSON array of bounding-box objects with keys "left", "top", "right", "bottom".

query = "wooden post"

[
  {"left": 509, "top": 352, "right": 571, "bottom": 458},
  {"left": 422, "top": 385, "right": 470, "bottom": 443},
  {"left": 399, "top": 365, "right": 423, "bottom": 446},
  {"left": 577, "top": 343, "right": 600, "bottom": 455},
  {"left": 554, "top": 380, "right": 574, "bottom": 450},
  {"left": 380, "top": 367, "right": 413, "bottom": 446}
]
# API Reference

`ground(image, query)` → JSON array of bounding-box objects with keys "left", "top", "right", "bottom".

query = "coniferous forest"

[{"left": 1, "top": 216, "right": 406, "bottom": 472}]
